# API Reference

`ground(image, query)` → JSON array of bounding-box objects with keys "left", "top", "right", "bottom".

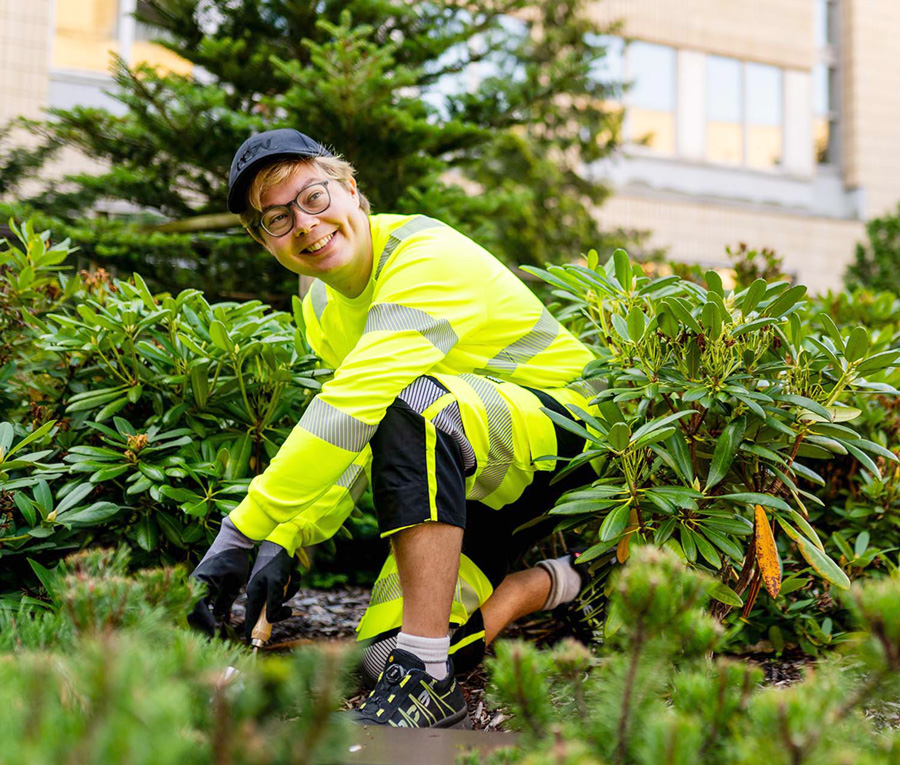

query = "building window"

[
  {"left": 813, "top": 0, "right": 840, "bottom": 166},
  {"left": 625, "top": 42, "right": 676, "bottom": 156},
  {"left": 52, "top": 0, "right": 120, "bottom": 73},
  {"left": 745, "top": 63, "right": 783, "bottom": 168},
  {"left": 706, "top": 55, "right": 743, "bottom": 165},
  {"left": 706, "top": 56, "right": 783, "bottom": 170},
  {"left": 587, "top": 34, "right": 625, "bottom": 93}
]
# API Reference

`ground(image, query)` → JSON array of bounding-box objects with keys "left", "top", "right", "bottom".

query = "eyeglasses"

[{"left": 258, "top": 180, "right": 331, "bottom": 237}]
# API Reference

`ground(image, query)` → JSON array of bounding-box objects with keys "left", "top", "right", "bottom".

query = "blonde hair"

[{"left": 239, "top": 155, "right": 371, "bottom": 238}]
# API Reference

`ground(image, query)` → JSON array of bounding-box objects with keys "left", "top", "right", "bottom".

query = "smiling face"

[{"left": 256, "top": 162, "right": 373, "bottom": 298}]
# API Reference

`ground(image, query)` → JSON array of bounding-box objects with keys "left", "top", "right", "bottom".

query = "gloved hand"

[
  {"left": 244, "top": 541, "right": 301, "bottom": 643},
  {"left": 188, "top": 517, "right": 255, "bottom": 635}
]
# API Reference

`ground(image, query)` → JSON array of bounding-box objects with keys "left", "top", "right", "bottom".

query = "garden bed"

[
  {"left": 239, "top": 585, "right": 818, "bottom": 732},
  {"left": 233, "top": 586, "right": 506, "bottom": 730}
]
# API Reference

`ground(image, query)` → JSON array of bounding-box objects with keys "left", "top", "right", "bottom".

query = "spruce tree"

[{"left": 5, "top": 0, "right": 626, "bottom": 302}]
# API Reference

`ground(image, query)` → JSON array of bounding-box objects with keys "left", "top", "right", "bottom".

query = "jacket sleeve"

[
  {"left": 229, "top": 232, "right": 486, "bottom": 543},
  {"left": 261, "top": 289, "right": 347, "bottom": 555},
  {"left": 265, "top": 447, "right": 371, "bottom": 555}
]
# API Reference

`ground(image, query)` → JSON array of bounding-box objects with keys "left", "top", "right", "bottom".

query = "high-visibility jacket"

[{"left": 229, "top": 214, "right": 597, "bottom": 554}]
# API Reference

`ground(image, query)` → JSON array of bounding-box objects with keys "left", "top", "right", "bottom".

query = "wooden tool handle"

[
  {"left": 250, "top": 579, "right": 292, "bottom": 650},
  {"left": 250, "top": 608, "right": 272, "bottom": 648}
]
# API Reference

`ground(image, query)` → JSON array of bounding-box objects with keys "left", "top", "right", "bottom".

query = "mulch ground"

[{"left": 232, "top": 586, "right": 817, "bottom": 731}]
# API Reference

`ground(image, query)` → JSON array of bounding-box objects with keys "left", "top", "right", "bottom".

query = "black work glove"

[
  {"left": 188, "top": 517, "right": 254, "bottom": 636},
  {"left": 244, "top": 541, "right": 301, "bottom": 643}
]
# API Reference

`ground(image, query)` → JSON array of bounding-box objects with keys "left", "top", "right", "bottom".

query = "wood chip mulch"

[{"left": 232, "top": 587, "right": 824, "bottom": 731}]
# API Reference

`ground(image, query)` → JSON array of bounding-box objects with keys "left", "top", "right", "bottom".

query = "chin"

[{"left": 274, "top": 257, "right": 305, "bottom": 276}]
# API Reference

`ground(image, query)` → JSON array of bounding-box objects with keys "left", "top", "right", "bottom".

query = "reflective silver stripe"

[
  {"left": 397, "top": 376, "right": 446, "bottom": 413},
  {"left": 362, "top": 636, "right": 396, "bottom": 686},
  {"left": 432, "top": 400, "right": 477, "bottom": 471},
  {"left": 370, "top": 572, "right": 403, "bottom": 606},
  {"left": 375, "top": 216, "right": 446, "bottom": 279},
  {"left": 461, "top": 374, "right": 514, "bottom": 500},
  {"left": 457, "top": 578, "right": 480, "bottom": 615},
  {"left": 335, "top": 462, "right": 368, "bottom": 503},
  {"left": 310, "top": 280, "right": 328, "bottom": 321},
  {"left": 477, "top": 308, "right": 559, "bottom": 375},
  {"left": 368, "top": 571, "right": 475, "bottom": 611},
  {"left": 567, "top": 377, "right": 606, "bottom": 400},
  {"left": 398, "top": 377, "right": 476, "bottom": 472},
  {"left": 364, "top": 303, "right": 458, "bottom": 355},
  {"left": 301, "top": 397, "right": 377, "bottom": 451}
]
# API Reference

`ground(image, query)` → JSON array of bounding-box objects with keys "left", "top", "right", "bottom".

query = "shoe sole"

[
  {"left": 433, "top": 709, "right": 473, "bottom": 730},
  {"left": 349, "top": 708, "right": 472, "bottom": 730}
]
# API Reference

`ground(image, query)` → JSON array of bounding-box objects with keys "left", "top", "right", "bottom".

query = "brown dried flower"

[{"left": 126, "top": 434, "right": 149, "bottom": 453}]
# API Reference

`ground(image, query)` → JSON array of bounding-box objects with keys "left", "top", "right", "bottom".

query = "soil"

[
  {"left": 230, "top": 585, "right": 823, "bottom": 731},
  {"left": 738, "top": 648, "right": 815, "bottom": 687}
]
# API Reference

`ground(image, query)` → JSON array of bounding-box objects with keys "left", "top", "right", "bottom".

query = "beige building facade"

[
  {"left": 1, "top": 0, "right": 187, "bottom": 124},
  {"left": 1, "top": 0, "right": 192, "bottom": 193},
  {"left": 590, "top": 0, "right": 900, "bottom": 293},
  {"left": 1, "top": 0, "right": 898, "bottom": 294}
]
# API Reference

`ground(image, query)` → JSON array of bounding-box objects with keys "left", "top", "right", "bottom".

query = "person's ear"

[{"left": 345, "top": 177, "right": 360, "bottom": 206}]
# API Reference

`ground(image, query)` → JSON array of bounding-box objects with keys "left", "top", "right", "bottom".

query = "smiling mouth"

[{"left": 302, "top": 232, "right": 335, "bottom": 254}]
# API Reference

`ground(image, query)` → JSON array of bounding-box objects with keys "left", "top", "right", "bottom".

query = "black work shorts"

[{"left": 369, "top": 377, "right": 595, "bottom": 585}]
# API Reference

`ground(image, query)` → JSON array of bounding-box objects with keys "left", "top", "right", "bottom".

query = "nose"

[{"left": 291, "top": 203, "right": 319, "bottom": 236}]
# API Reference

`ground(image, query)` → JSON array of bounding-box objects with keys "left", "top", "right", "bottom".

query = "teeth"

[{"left": 305, "top": 233, "right": 334, "bottom": 253}]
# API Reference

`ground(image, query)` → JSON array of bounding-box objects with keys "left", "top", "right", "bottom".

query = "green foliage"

[
  {"left": 0, "top": 547, "right": 353, "bottom": 765},
  {"left": 726, "top": 242, "right": 787, "bottom": 290},
  {"left": 0, "top": 201, "right": 292, "bottom": 305},
  {"left": 476, "top": 547, "right": 900, "bottom": 764},
  {"left": 0, "top": 219, "right": 325, "bottom": 594},
  {"left": 744, "top": 286, "right": 900, "bottom": 655},
  {"left": 9, "top": 0, "right": 628, "bottom": 301},
  {"left": 527, "top": 248, "right": 900, "bottom": 630},
  {"left": 846, "top": 203, "right": 900, "bottom": 296}
]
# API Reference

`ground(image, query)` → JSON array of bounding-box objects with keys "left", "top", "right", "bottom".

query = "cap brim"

[{"left": 227, "top": 150, "right": 322, "bottom": 215}]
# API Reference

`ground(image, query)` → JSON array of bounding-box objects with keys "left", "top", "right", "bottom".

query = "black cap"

[{"left": 227, "top": 129, "right": 333, "bottom": 214}]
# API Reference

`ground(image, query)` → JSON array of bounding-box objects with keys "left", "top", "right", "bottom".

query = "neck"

[{"left": 327, "top": 215, "right": 373, "bottom": 299}]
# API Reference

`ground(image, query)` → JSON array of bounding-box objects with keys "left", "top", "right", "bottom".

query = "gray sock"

[{"left": 536, "top": 554, "right": 583, "bottom": 610}]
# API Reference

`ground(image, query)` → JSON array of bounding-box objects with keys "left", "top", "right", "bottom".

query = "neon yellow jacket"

[{"left": 229, "top": 215, "right": 596, "bottom": 553}]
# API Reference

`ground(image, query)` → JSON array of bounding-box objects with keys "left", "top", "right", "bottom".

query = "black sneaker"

[
  {"left": 553, "top": 548, "right": 618, "bottom": 645},
  {"left": 351, "top": 649, "right": 471, "bottom": 729}
]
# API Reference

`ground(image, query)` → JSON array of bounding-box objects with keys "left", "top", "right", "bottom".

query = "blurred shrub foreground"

[
  {"left": 3, "top": 218, "right": 900, "bottom": 760},
  {"left": 0, "top": 548, "right": 354, "bottom": 765}
]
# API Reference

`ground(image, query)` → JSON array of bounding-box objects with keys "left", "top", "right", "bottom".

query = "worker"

[{"left": 188, "top": 128, "right": 604, "bottom": 729}]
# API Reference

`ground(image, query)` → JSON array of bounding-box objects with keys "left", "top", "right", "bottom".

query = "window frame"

[
  {"left": 813, "top": 0, "right": 841, "bottom": 169},
  {"left": 621, "top": 40, "right": 679, "bottom": 158},
  {"left": 705, "top": 53, "right": 747, "bottom": 167},
  {"left": 742, "top": 60, "right": 785, "bottom": 171},
  {"left": 618, "top": 42, "right": 789, "bottom": 174}
]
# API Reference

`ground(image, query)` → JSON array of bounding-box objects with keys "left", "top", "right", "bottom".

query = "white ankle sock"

[
  {"left": 536, "top": 554, "right": 583, "bottom": 610},
  {"left": 395, "top": 632, "right": 450, "bottom": 680}
]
